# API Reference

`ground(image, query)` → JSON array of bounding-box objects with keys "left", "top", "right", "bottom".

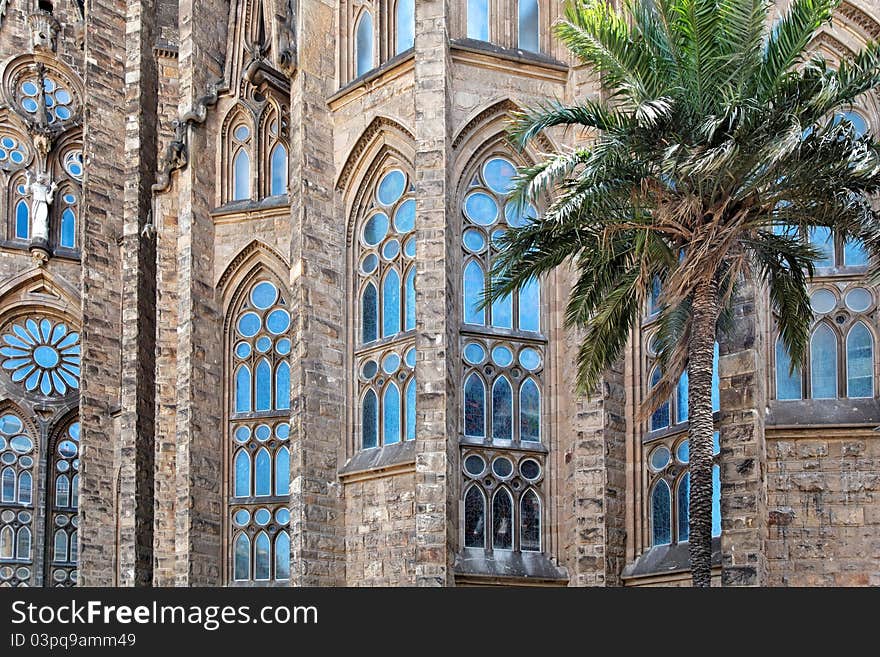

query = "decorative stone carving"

[
  {"left": 28, "top": 10, "right": 60, "bottom": 53},
  {"left": 25, "top": 169, "right": 57, "bottom": 258}
]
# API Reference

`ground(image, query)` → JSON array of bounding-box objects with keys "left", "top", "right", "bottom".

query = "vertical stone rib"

[{"left": 413, "top": 0, "right": 456, "bottom": 586}]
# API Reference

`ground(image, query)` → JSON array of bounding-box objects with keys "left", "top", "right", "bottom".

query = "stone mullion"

[
  {"left": 413, "top": 0, "right": 457, "bottom": 587},
  {"left": 77, "top": 0, "right": 126, "bottom": 586},
  {"left": 173, "top": 0, "right": 227, "bottom": 586},
  {"left": 718, "top": 281, "right": 769, "bottom": 587},
  {"left": 117, "top": 0, "right": 159, "bottom": 588},
  {"left": 287, "top": 0, "right": 346, "bottom": 587}
]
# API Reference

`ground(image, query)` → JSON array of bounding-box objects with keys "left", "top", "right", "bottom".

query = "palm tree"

[{"left": 488, "top": 0, "right": 880, "bottom": 586}]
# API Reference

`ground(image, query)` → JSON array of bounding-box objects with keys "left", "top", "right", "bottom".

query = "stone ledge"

[
  {"left": 767, "top": 398, "right": 880, "bottom": 428},
  {"left": 453, "top": 548, "right": 569, "bottom": 585},
  {"left": 211, "top": 196, "right": 291, "bottom": 221},
  {"left": 450, "top": 38, "right": 567, "bottom": 70},
  {"left": 338, "top": 440, "right": 416, "bottom": 483},
  {"left": 328, "top": 49, "right": 416, "bottom": 108},
  {"left": 622, "top": 537, "right": 721, "bottom": 581}
]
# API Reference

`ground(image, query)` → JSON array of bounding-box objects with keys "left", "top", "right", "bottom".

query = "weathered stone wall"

[{"left": 766, "top": 430, "right": 880, "bottom": 586}]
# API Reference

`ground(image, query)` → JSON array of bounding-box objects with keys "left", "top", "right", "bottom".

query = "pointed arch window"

[
  {"left": 227, "top": 277, "right": 292, "bottom": 584},
  {"left": 518, "top": 0, "right": 539, "bottom": 52},
  {"left": 355, "top": 11, "right": 374, "bottom": 78},
  {"left": 810, "top": 323, "right": 838, "bottom": 399},
  {"left": 467, "top": 0, "right": 490, "bottom": 41},
  {"left": 354, "top": 166, "right": 417, "bottom": 449},
  {"left": 650, "top": 479, "right": 671, "bottom": 546},
  {"left": 846, "top": 322, "right": 874, "bottom": 398},
  {"left": 10, "top": 176, "right": 29, "bottom": 241},
  {"left": 0, "top": 411, "right": 35, "bottom": 585},
  {"left": 227, "top": 119, "right": 253, "bottom": 202},
  {"left": 45, "top": 417, "right": 80, "bottom": 587},
  {"left": 396, "top": 0, "right": 415, "bottom": 54}
]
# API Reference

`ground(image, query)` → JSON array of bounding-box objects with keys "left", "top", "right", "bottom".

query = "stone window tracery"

[
  {"left": 355, "top": 10, "right": 374, "bottom": 78},
  {"left": 0, "top": 317, "right": 80, "bottom": 397},
  {"left": 228, "top": 277, "right": 291, "bottom": 584},
  {"left": 46, "top": 417, "right": 79, "bottom": 587},
  {"left": 0, "top": 410, "right": 35, "bottom": 587},
  {"left": 355, "top": 166, "right": 416, "bottom": 449}
]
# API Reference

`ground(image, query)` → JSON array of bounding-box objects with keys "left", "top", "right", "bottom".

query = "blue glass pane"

[
  {"left": 396, "top": 0, "right": 415, "bottom": 54},
  {"left": 492, "top": 276, "right": 513, "bottom": 329},
  {"left": 776, "top": 337, "right": 802, "bottom": 400},
  {"left": 844, "top": 239, "right": 869, "bottom": 267},
  {"left": 275, "top": 361, "right": 290, "bottom": 410},
  {"left": 467, "top": 0, "right": 489, "bottom": 40},
  {"left": 464, "top": 343, "right": 485, "bottom": 364},
  {"left": 235, "top": 366, "right": 251, "bottom": 412},
  {"left": 356, "top": 12, "right": 374, "bottom": 77},
  {"left": 233, "top": 149, "right": 250, "bottom": 201},
  {"left": 677, "top": 441, "right": 689, "bottom": 463},
  {"left": 648, "top": 276, "right": 661, "bottom": 314},
  {"left": 520, "top": 378, "right": 540, "bottom": 442},
  {"left": 846, "top": 322, "right": 874, "bottom": 398},
  {"left": 237, "top": 312, "right": 261, "bottom": 337},
  {"left": 492, "top": 345, "right": 513, "bottom": 367},
  {"left": 463, "top": 228, "right": 486, "bottom": 252},
  {"left": 651, "top": 480, "right": 671, "bottom": 546},
  {"left": 234, "top": 534, "right": 249, "bottom": 580},
  {"left": 405, "top": 348, "right": 416, "bottom": 368},
  {"left": 492, "top": 490, "right": 513, "bottom": 549},
  {"left": 361, "top": 283, "right": 378, "bottom": 343},
  {"left": 465, "top": 192, "right": 498, "bottom": 225},
  {"left": 810, "top": 324, "right": 838, "bottom": 399},
  {"left": 518, "top": 277, "right": 539, "bottom": 331},
  {"left": 275, "top": 532, "right": 290, "bottom": 580},
  {"left": 492, "top": 377, "right": 513, "bottom": 440},
  {"left": 649, "top": 368, "right": 669, "bottom": 431},
  {"left": 383, "top": 239, "right": 400, "bottom": 260},
  {"left": 255, "top": 359, "right": 272, "bottom": 411},
  {"left": 61, "top": 209, "right": 76, "bottom": 248},
  {"left": 1, "top": 468, "right": 14, "bottom": 502},
  {"left": 464, "top": 487, "right": 485, "bottom": 548},
  {"left": 255, "top": 449, "right": 271, "bottom": 496},
  {"left": 383, "top": 270, "right": 401, "bottom": 337},
  {"left": 677, "top": 371, "right": 689, "bottom": 422},
  {"left": 270, "top": 143, "right": 287, "bottom": 196},
  {"left": 394, "top": 198, "right": 416, "bottom": 233},
  {"left": 464, "top": 374, "right": 485, "bottom": 438},
  {"left": 275, "top": 446, "right": 290, "bottom": 496},
  {"left": 384, "top": 384, "right": 401, "bottom": 445},
  {"left": 713, "top": 430, "right": 720, "bottom": 455},
  {"left": 809, "top": 227, "right": 834, "bottom": 267},
  {"left": 382, "top": 354, "right": 401, "bottom": 375},
  {"left": 483, "top": 158, "right": 516, "bottom": 195},
  {"left": 267, "top": 309, "right": 290, "bottom": 335},
  {"left": 254, "top": 532, "right": 270, "bottom": 580},
  {"left": 677, "top": 474, "right": 690, "bottom": 542},
  {"left": 363, "top": 212, "right": 389, "bottom": 245},
  {"left": 405, "top": 268, "right": 415, "bottom": 331},
  {"left": 377, "top": 169, "right": 406, "bottom": 206},
  {"left": 17, "top": 472, "right": 31, "bottom": 505},
  {"left": 234, "top": 450, "right": 250, "bottom": 497},
  {"left": 712, "top": 465, "right": 721, "bottom": 537},
  {"left": 712, "top": 342, "right": 720, "bottom": 412},
  {"left": 406, "top": 378, "right": 416, "bottom": 441},
  {"left": 518, "top": 0, "right": 539, "bottom": 52},
  {"left": 834, "top": 111, "right": 868, "bottom": 138},
  {"left": 15, "top": 200, "right": 28, "bottom": 240},
  {"left": 464, "top": 261, "right": 486, "bottom": 325},
  {"left": 362, "top": 390, "right": 378, "bottom": 448}
]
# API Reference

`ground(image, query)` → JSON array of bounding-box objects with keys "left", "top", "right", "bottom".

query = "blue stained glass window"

[
  {"left": 651, "top": 479, "right": 671, "bottom": 546},
  {"left": 234, "top": 534, "right": 250, "bottom": 580},
  {"left": 17, "top": 471, "right": 31, "bottom": 505},
  {"left": 61, "top": 208, "right": 76, "bottom": 248},
  {"left": 464, "top": 486, "right": 485, "bottom": 548},
  {"left": 270, "top": 143, "right": 287, "bottom": 196},
  {"left": 275, "top": 446, "right": 290, "bottom": 496},
  {"left": 15, "top": 200, "right": 29, "bottom": 240},
  {"left": 234, "top": 450, "right": 250, "bottom": 497},
  {"left": 491, "top": 276, "right": 513, "bottom": 329},
  {"left": 467, "top": 0, "right": 489, "bottom": 41},
  {"left": 810, "top": 324, "right": 838, "bottom": 399},
  {"left": 406, "top": 378, "right": 416, "bottom": 441},
  {"left": 492, "top": 376, "right": 513, "bottom": 440},
  {"left": 677, "top": 371, "right": 689, "bottom": 422},
  {"left": 377, "top": 170, "right": 406, "bottom": 206},
  {"left": 1, "top": 467, "right": 13, "bottom": 502},
  {"left": 464, "top": 373, "right": 485, "bottom": 438},
  {"left": 464, "top": 261, "right": 486, "bottom": 325},
  {"left": 844, "top": 239, "right": 869, "bottom": 267},
  {"left": 275, "top": 532, "right": 290, "bottom": 580},
  {"left": 712, "top": 341, "right": 720, "bottom": 413},
  {"left": 355, "top": 12, "right": 374, "bottom": 77},
  {"left": 362, "top": 389, "right": 378, "bottom": 448},
  {"left": 518, "top": 0, "right": 539, "bottom": 52},
  {"left": 677, "top": 473, "right": 689, "bottom": 542},
  {"left": 520, "top": 378, "right": 540, "bottom": 442},
  {"left": 712, "top": 465, "right": 721, "bottom": 537},
  {"left": 649, "top": 367, "right": 670, "bottom": 431},
  {"left": 233, "top": 149, "right": 250, "bottom": 201},
  {"left": 519, "top": 277, "right": 540, "bottom": 331},
  {"left": 361, "top": 283, "right": 378, "bottom": 343},
  {"left": 235, "top": 366, "right": 251, "bottom": 412},
  {"left": 255, "top": 359, "right": 272, "bottom": 411},
  {"left": 776, "top": 336, "right": 802, "bottom": 400},
  {"left": 809, "top": 227, "right": 834, "bottom": 268},
  {"left": 648, "top": 276, "right": 661, "bottom": 315},
  {"left": 384, "top": 383, "right": 401, "bottom": 445},
  {"left": 383, "top": 270, "right": 401, "bottom": 337},
  {"left": 405, "top": 268, "right": 416, "bottom": 331},
  {"left": 396, "top": 0, "right": 415, "bottom": 54},
  {"left": 275, "top": 361, "right": 290, "bottom": 410},
  {"left": 520, "top": 489, "right": 541, "bottom": 551},
  {"left": 492, "top": 489, "right": 513, "bottom": 549},
  {"left": 254, "top": 532, "right": 270, "bottom": 580},
  {"left": 846, "top": 322, "right": 874, "bottom": 398},
  {"left": 255, "top": 448, "right": 271, "bottom": 496}
]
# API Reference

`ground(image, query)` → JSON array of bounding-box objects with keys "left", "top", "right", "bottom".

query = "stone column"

[
  {"left": 717, "top": 283, "right": 769, "bottom": 586},
  {"left": 172, "top": 0, "right": 226, "bottom": 585},
  {"left": 413, "top": 0, "right": 457, "bottom": 587},
  {"left": 78, "top": 0, "right": 126, "bottom": 587},
  {"left": 287, "top": 0, "right": 346, "bottom": 587}
]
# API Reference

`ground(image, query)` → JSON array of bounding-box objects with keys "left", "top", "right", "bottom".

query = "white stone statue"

[{"left": 25, "top": 170, "right": 58, "bottom": 245}]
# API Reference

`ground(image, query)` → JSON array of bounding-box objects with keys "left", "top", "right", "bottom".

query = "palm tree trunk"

[{"left": 688, "top": 277, "right": 719, "bottom": 587}]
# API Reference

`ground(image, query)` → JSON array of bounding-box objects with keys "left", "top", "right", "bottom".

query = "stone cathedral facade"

[{"left": 0, "top": 0, "right": 878, "bottom": 588}]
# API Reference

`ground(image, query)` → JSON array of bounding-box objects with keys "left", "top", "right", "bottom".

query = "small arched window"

[
  {"left": 463, "top": 260, "right": 486, "bottom": 325},
  {"left": 492, "top": 488, "right": 513, "bottom": 550},
  {"left": 676, "top": 473, "right": 689, "bottom": 542},
  {"left": 519, "top": 378, "right": 540, "bottom": 442},
  {"left": 56, "top": 186, "right": 78, "bottom": 249},
  {"left": 467, "top": 0, "right": 490, "bottom": 41},
  {"left": 269, "top": 143, "right": 288, "bottom": 197},
  {"left": 776, "top": 336, "right": 803, "bottom": 400},
  {"left": 396, "top": 0, "right": 415, "bottom": 54},
  {"left": 846, "top": 321, "right": 874, "bottom": 398},
  {"left": 355, "top": 11, "right": 374, "bottom": 78},
  {"left": 518, "top": 0, "right": 539, "bottom": 52},
  {"left": 229, "top": 120, "right": 253, "bottom": 202},
  {"left": 464, "top": 373, "right": 486, "bottom": 438},
  {"left": 651, "top": 479, "right": 671, "bottom": 546},
  {"left": 520, "top": 489, "right": 541, "bottom": 551},
  {"left": 14, "top": 200, "right": 29, "bottom": 240},
  {"left": 810, "top": 323, "right": 838, "bottom": 399},
  {"left": 464, "top": 485, "right": 486, "bottom": 548},
  {"left": 491, "top": 376, "right": 513, "bottom": 441},
  {"left": 809, "top": 226, "right": 835, "bottom": 268},
  {"left": 649, "top": 367, "right": 670, "bottom": 431}
]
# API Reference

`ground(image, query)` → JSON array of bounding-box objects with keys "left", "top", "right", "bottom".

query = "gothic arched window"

[
  {"left": 518, "top": 0, "right": 539, "bottom": 52},
  {"left": 0, "top": 410, "right": 35, "bottom": 587},
  {"left": 262, "top": 106, "right": 289, "bottom": 198},
  {"left": 46, "top": 418, "right": 80, "bottom": 587},
  {"left": 355, "top": 165, "right": 416, "bottom": 449},
  {"left": 8, "top": 175, "right": 29, "bottom": 241},
  {"left": 228, "top": 120, "right": 253, "bottom": 202},
  {"left": 395, "top": 0, "right": 415, "bottom": 54},
  {"left": 228, "top": 277, "right": 292, "bottom": 584},
  {"left": 355, "top": 11, "right": 374, "bottom": 78},
  {"left": 467, "top": 0, "right": 490, "bottom": 41}
]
